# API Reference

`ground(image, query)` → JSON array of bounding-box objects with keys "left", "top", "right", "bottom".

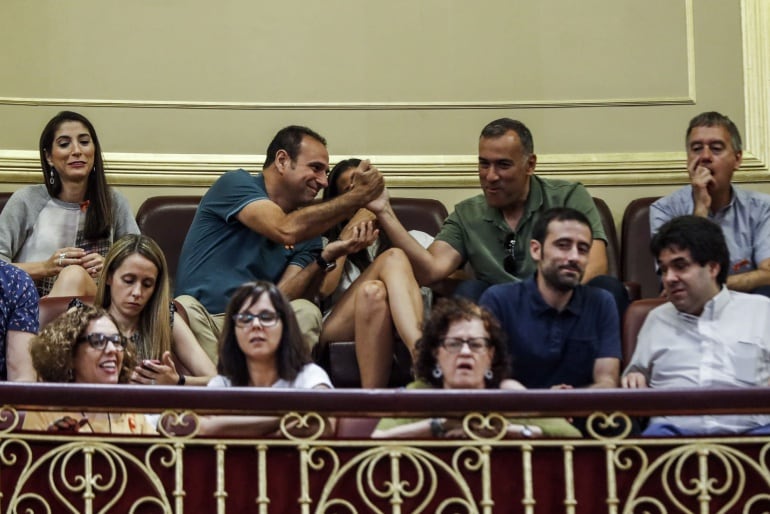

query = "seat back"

[
  {"left": 592, "top": 197, "right": 619, "bottom": 278},
  {"left": 0, "top": 192, "right": 12, "bottom": 215},
  {"left": 135, "top": 196, "right": 202, "bottom": 287},
  {"left": 621, "top": 197, "right": 661, "bottom": 298},
  {"left": 38, "top": 296, "right": 94, "bottom": 329},
  {"left": 390, "top": 197, "right": 448, "bottom": 236},
  {"left": 621, "top": 297, "right": 666, "bottom": 366}
]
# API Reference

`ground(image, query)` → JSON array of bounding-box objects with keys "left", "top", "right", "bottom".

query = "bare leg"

[
  {"left": 363, "top": 248, "right": 423, "bottom": 353},
  {"left": 321, "top": 248, "right": 424, "bottom": 387},
  {"left": 48, "top": 265, "right": 97, "bottom": 297},
  {"left": 354, "top": 281, "right": 395, "bottom": 388}
]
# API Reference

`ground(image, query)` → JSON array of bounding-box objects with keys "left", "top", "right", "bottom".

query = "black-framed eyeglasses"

[
  {"left": 503, "top": 233, "right": 517, "bottom": 274},
  {"left": 233, "top": 310, "right": 280, "bottom": 328},
  {"left": 440, "top": 337, "right": 490, "bottom": 354},
  {"left": 78, "top": 333, "right": 128, "bottom": 351}
]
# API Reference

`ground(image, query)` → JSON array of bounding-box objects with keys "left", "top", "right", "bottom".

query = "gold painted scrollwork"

[
  {"left": 0, "top": 404, "right": 21, "bottom": 434},
  {"left": 7, "top": 441, "right": 173, "bottom": 514},
  {"left": 586, "top": 411, "right": 633, "bottom": 440},
  {"left": 462, "top": 413, "right": 507, "bottom": 441},
  {"left": 279, "top": 411, "right": 327, "bottom": 441},
  {"left": 314, "top": 446, "right": 483, "bottom": 514},
  {"left": 157, "top": 409, "right": 200, "bottom": 438},
  {"left": 621, "top": 443, "right": 770, "bottom": 514}
]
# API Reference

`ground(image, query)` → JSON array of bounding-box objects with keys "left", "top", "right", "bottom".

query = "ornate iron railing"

[{"left": 2, "top": 383, "right": 770, "bottom": 513}]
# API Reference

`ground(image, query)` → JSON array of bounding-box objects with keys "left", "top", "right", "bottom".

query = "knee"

[
  {"left": 53, "top": 265, "right": 95, "bottom": 296},
  {"left": 357, "top": 280, "right": 388, "bottom": 305},
  {"left": 379, "top": 247, "right": 409, "bottom": 267},
  {"left": 58, "top": 264, "right": 91, "bottom": 283}
]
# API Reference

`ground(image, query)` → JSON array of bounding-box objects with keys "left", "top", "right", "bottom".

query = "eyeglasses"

[
  {"left": 78, "top": 332, "right": 128, "bottom": 351},
  {"left": 233, "top": 310, "right": 280, "bottom": 328},
  {"left": 503, "top": 233, "right": 517, "bottom": 274},
  {"left": 440, "top": 337, "right": 490, "bottom": 354}
]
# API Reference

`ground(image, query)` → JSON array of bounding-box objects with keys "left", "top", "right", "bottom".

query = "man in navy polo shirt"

[{"left": 479, "top": 207, "right": 620, "bottom": 390}]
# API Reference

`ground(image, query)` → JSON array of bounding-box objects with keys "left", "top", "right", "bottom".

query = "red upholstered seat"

[
  {"left": 135, "top": 196, "right": 202, "bottom": 288},
  {"left": 621, "top": 297, "right": 666, "bottom": 366},
  {"left": 0, "top": 192, "right": 11, "bottom": 215},
  {"left": 621, "top": 197, "right": 661, "bottom": 299}
]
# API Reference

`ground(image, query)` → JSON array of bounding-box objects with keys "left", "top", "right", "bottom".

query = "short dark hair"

[
  {"left": 531, "top": 207, "right": 592, "bottom": 244},
  {"left": 686, "top": 111, "right": 742, "bottom": 153},
  {"left": 263, "top": 125, "right": 327, "bottom": 169},
  {"left": 39, "top": 111, "right": 113, "bottom": 239},
  {"left": 480, "top": 118, "right": 534, "bottom": 156},
  {"left": 414, "top": 297, "right": 510, "bottom": 388},
  {"left": 650, "top": 215, "right": 729, "bottom": 286},
  {"left": 217, "top": 281, "right": 309, "bottom": 386}
]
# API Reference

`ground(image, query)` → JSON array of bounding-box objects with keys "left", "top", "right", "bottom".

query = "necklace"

[{"left": 81, "top": 412, "right": 113, "bottom": 434}]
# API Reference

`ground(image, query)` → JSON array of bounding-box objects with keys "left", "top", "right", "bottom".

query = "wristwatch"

[
  {"left": 316, "top": 253, "right": 337, "bottom": 273},
  {"left": 430, "top": 417, "right": 447, "bottom": 438}
]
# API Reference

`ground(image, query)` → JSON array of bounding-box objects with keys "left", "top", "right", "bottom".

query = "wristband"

[{"left": 177, "top": 374, "right": 186, "bottom": 386}]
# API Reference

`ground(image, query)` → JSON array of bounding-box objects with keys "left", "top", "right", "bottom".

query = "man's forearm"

[
  {"left": 726, "top": 269, "right": 770, "bottom": 292},
  {"left": 376, "top": 207, "right": 442, "bottom": 285},
  {"left": 278, "top": 194, "right": 366, "bottom": 246}
]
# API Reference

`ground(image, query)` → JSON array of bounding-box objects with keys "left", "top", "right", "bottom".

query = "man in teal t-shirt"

[{"left": 175, "top": 125, "right": 384, "bottom": 361}]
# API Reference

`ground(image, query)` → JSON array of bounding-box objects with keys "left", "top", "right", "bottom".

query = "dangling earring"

[
  {"left": 484, "top": 369, "right": 493, "bottom": 380},
  {"left": 48, "top": 167, "right": 56, "bottom": 186},
  {"left": 432, "top": 365, "right": 443, "bottom": 379},
  {"left": 67, "top": 368, "right": 74, "bottom": 382}
]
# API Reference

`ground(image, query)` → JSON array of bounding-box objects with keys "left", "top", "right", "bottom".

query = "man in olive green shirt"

[{"left": 369, "top": 118, "right": 611, "bottom": 301}]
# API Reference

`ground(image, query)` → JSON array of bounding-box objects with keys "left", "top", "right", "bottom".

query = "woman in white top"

[
  {"left": 0, "top": 111, "right": 138, "bottom": 297},
  {"left": 201, "top": 281, "right": 333, "bottom": 436},
  {"left": 319, "top": 158, "right": 426, "bottom": 388}
]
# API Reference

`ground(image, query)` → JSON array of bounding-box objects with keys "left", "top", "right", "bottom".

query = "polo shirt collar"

[
  {"left": 524, "top": 274, "right": 584, "bottom": 315},
  {"left": 482, "top": 175, "right": 543, "bottom": 228}
]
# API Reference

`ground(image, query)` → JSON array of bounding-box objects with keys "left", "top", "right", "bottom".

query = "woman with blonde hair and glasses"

[
  {"left": 23, "top": 304, "right": 155, "bottom": 434},
  {"left": 93, "top": 234, "right": 216, "bottom": 386}
]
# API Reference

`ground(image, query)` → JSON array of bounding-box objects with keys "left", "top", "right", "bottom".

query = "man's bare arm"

[
  {"left": 237, "top": 163, "right": 384, "bottom": 246},
  {"left": 589, "top": 357, "right": 620, "bottom": 389},
  {"left": 369, "top": 191, "right": 462, "bottom": 285},
  {"left": 6, "top": 331, "right": 36, "bottom": 382},
  {"left": 725, "top": 257, "right": 770, "bottom": 292},
  {"left": 582, "top": 239, "right": 608, "bottom": 283}
]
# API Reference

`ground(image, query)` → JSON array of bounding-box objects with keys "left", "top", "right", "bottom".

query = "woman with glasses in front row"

[
  {"left": 199, "top": 281, "right": 333, "bottom": 436},
  {"left": 23, "top": 305, "right": 155, "bottom": 434},
  {"left": 372, "top": 297, "right": 579, "bottom": 439}
]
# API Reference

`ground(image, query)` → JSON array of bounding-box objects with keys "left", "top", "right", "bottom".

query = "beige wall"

[{"left": 0, "top": 0, "right": 768, "bottom": 226}]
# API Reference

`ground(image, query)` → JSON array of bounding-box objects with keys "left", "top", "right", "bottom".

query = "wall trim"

[
  {"left": 0, "top": 96, "right": 697, "bottom": 112},
  {"left": 1, "top": 150, "right": 766, "bottom": 188}
]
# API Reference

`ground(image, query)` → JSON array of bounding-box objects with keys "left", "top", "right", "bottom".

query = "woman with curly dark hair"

[
  {"left": 22, "top": 305, "right": 154, "bottom": 434},
  {"left": 372, "top": 297, "right": 580, "bottom": 439}
]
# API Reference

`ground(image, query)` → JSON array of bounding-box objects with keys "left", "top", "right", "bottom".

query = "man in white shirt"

[{"left": 623, "top": 215, "right": 770, "bottom": 436}]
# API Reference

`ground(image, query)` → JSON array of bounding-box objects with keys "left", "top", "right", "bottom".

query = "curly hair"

[
  {"left": 30, "top": 305, "right": 136, "bottom": 383},
  {"left": 414, "top": 297, "right": 511, "bottom": 388},
  {"left": 217, "top": 281, "right": 309, "bottom": 386}
]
